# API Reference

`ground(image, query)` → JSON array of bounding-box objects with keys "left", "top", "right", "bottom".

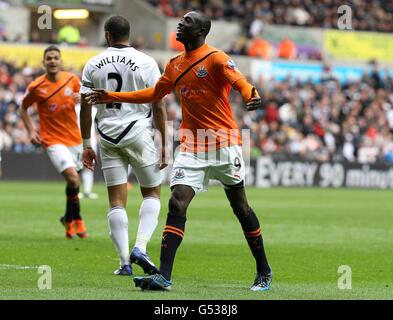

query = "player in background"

[
  {"left": 21, "top": 46, "right": 89, "bottom": 240},
  {"left": 87, "top": 11, "right": 272, "bottom": 291},
  {"left": 80, "top": 16, "right": 168, "bottom": 276}
]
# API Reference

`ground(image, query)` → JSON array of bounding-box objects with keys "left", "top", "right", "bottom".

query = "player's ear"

[{"left": 105, "top": 31, "right": 111, "bottom": 45}]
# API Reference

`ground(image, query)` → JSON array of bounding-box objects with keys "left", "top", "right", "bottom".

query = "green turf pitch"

[{"left": 0, "top": 181, "right": 392, "bottom": 300}]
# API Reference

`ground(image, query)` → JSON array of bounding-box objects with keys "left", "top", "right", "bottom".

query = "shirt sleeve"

[
  {"left": 79, "top": 63, "right": 94, "bottom": 95},
  {"left": 214, "top": 52, "right": 259, "bottom": 102},
  {"left": 106, "top": 62, "right": 174, "bottom": 104},
  {"left": 21, "top": 83, "right": 37, "bottom": 109},
  {"left": 73, "top": 75, "right": 81, "bottom": 93},
  {"left": 213, "top": 52, "right": 246, "bottom": 85}
]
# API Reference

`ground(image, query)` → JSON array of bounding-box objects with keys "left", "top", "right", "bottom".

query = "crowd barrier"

[{"left": 2, "top": 152, "right": 392, "bottom": 189}]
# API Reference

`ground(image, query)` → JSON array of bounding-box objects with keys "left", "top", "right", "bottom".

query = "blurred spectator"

[
  {"left": 277, "top": 38, "right": 297, "bottom": 60},
  {"left": 1, "top": 58, "right": 393, "bottom": 165},
  {"left": 30, "top": 30, "right": 41, "bottom": 43},
  {"left": 150, "top": 0, "right": 393, "bottom": 33},
  {"left": 249, "top": 14, "right": 264, "bottom": 38},
  {"left": 168, "top": 31, "right": 184, "bottom": 52},
  {"left": 247, "top": 36, "right": 272, "bottom": 60}
]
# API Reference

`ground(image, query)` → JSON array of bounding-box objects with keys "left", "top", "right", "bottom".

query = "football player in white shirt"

[{"left": 80, "top": 16, "right": 168, "bottom": 276}]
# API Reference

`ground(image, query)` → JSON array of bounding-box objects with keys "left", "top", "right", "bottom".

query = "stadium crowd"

[
  {"left": 1, "top": 59, "right": 393, "bottom": 164},
  {"left": 152, "top": 0, "right": 392, "bottom": 61},
  {"left": 149, "top": 0, "right": 393, "bottom": 33}
]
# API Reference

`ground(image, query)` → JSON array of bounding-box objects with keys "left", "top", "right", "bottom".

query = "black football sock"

[
  {"left": 65, "top": 186, "right": 81, "bottom": 222},
  {"left": 159, "top": 213, "right": 186, "bottom": 281},
  {"left": 237, "top": 207, "right": 271, "bottom": 275}
]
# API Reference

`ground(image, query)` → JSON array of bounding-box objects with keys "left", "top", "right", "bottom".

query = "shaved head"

[
  {"left": 186, "top": 11, "right": 211, "bottom": 37},
  {"left": 176, "top": 11, "right": 212, "bottom": 50}
]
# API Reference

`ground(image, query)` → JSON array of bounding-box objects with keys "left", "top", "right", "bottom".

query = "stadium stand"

[
  {"left": 148, "top": 0, "right": 393, "bottom": 33},
  {"left": 1, "top": 58, "right": 393, "bottom": 165}
]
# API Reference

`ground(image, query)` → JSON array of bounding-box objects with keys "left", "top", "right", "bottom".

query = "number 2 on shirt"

[{"left": 106, "top": 73, "right": 122, "bottom": 110}]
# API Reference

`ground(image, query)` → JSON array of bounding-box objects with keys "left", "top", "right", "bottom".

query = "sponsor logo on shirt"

[
  {"left": 180, "top": 85, "right": 207, "bottom": 99},
  {"left": 48, "top": 103, "right": 58, "bottom": 112},
  {"left": 196, "top": 65, "right": 208, "bottom": 78},
  {"left": 180, "top": 86, "right": 191, "bottom": 99}
]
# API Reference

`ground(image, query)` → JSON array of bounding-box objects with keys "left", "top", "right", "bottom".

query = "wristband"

[{"left": 83, "top": 139, "right": 92, "bottom": 149}]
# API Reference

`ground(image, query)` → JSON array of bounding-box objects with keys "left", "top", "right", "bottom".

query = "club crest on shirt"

[
  {"left": 64, "top": 87, "right": 72, "bottom": 96},
  {"left": 196, "top": 65, "right": 208, "bottom": 78}
]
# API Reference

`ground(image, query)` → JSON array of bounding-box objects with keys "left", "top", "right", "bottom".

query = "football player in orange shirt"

[
  {"left": 21, "top": 46, "right": 89, "bottom": 240},
  {"left": 86, "top": 12, "right": 272, "bottom": 291}
]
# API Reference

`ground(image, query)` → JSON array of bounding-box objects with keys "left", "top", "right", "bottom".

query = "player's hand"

[
  {"left": 245, "top": 87, "right": 263, "bottom": 111},
  {"left": 72, "top": 93, "right": 81, "bottom": 104},
  {"left": 159, "top": 145, "right": 169, "bottom": 170},
  {"left": 29, "top": 132, "right": 42, "bottom": 146},
  {"left": 82, "top": 147, "right": 97, "bottom": 171},
  {"left": 85, "top": 89, "right": 111, "bottom": 105}
]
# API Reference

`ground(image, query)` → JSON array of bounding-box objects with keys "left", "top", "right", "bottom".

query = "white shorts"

[
  {"left": 100, "top": 128, "right": 161, "bottom": 187},
  {"left": 170, "top": 145, "right": 245, "bottom": 193},
  {"left": 47, "top": 144, "right": 83, "bottom": 173}
]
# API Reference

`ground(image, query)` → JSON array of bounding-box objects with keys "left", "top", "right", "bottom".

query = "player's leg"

[
  {"left": 117, "top": 127, "right": 162, "bottom": 274},
  {"left": 134, "top": 184, "right": 195, "bottom": 291},
  {"left": 133, "top": 149, "right": 206, "bottom": 290},
  {"left": 80, "top": 169, "right": 98, "bottom": 199},
  {"left": 224, "top": 184, "right": 272, "bottom": 291},
  {"left": 101, "top": 143, "right": 132, "bottom": 275},
  {"left": 47, "top": 144, "right": 88, "bottom": 239},
  {"left": 129, "top": 164, "right": 162, "bottom": 275},
  {"left": 107, "top": 182, "right": 132, "bottom": 275},
  {"left": 159, "top": 184, "right": 194, "bottom": 280},
  {"left": 215, "top": 145, "right": 272, "bottom": 290}
]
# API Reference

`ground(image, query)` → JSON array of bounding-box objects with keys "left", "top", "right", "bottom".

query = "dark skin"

[
  {"left": 86, "top": 11, "right": 262, "bottom": 111},
  {"left": 87, "top": 11, "right": 259, "bottom": 227},
  {"left": 155, "top": 12, "right": 255, "bottom": 225},
  {"left": 80, "top": 30, "right": 168, "bottom": 206}
]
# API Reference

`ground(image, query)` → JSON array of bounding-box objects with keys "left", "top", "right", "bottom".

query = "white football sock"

[
  {"left": 108, "top": 206, "right": 129, "bottom": 266},
  {"left": 134, "top": 197, "right": 160, "bottom": 254},
  {"left": 81, "top": 169, "right": 94, "bottom": 195}
]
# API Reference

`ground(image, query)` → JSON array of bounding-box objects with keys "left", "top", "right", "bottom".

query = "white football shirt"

[{"left": 80, "top": 46, "right": 161, "bottom": 146}]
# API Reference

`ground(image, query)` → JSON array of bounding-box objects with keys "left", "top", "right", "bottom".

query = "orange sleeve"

[
  {"left": 22, "top": 83, "right": 38, "bottom": 109},
  {"left": 214, "top": 52, "right": 245, "bottom": 85},
  {"left": 73, "top": 76, "right": 81, "bottom": 93},
  {"left": 233, "top": 78, "right": 259, "bottom": 102},
  {"left": 106, "top": 73, "right": 174, "bottom": 104}
]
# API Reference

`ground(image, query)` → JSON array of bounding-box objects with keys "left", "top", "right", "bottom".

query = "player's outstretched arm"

[{"left": 86, "top": 77, "right": 173, "bottom": 105}]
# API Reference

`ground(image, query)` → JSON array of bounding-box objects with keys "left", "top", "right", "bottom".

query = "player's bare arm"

[
  {"left": 152, "top": 100, "right": 169, "bottom": 170},
  {"left": 80, "top": 94, "right": 97, "bottom": 170},
  {"left": 20, "top": 104, "right": 42, "bottom": 146}
]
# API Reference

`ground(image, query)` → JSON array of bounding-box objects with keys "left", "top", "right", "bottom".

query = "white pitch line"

[{"left": 0, "top": 264, "right": 41, "bottom": 270}]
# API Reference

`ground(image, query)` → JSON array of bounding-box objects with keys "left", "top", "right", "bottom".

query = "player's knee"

[
  {"left": 65, "top": 171, "right": 80, "bottom": 188},
  {"left": 168, "top": 196, "right": 187, "bottom": 216}
]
